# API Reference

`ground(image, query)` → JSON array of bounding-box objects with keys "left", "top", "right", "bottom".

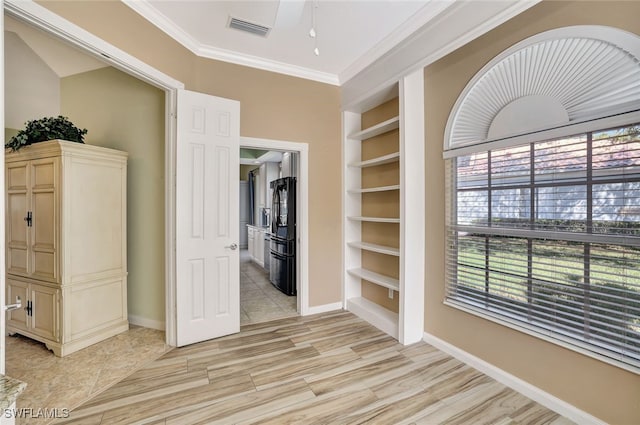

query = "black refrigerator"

[{"left": 269, "top": 177, "right": 296, "bottom": 296}]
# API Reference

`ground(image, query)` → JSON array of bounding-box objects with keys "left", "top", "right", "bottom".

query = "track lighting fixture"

[{"left": 310, "top": 1, "right": 319, "bottom": 56}]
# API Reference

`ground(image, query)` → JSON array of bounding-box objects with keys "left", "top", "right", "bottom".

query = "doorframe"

[
  {"left": 240, "top": 137, "right": 310, "bottom": 316},
  {"left": 3, "top": 0, "right": 186, "bottom": 345},
  {"left": 3, "top": 0, "right": 312, "bottom": 348}
]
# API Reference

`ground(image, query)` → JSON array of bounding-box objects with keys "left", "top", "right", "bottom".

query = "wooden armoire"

[{"left": 5, "top": 140, "right": 128, "bottom": 356}]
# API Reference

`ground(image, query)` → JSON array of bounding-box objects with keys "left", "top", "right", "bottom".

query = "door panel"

[
  {"left": 6, "top": 279, "right": 28, "bottom": 333},
  {"left": 6, "top": 162, "right": 29, "bottom": 275},
  {"left": 31, "top": 191, "right": 56, "bottom": 281},
  {"left": 30, "top": 159, "right": 57, "bottom": 281},
  {"left": 30, "top": 284, "right": 59, "bottom": 341},
  {"left": 176, "top": 89, "right": 240, "bottom": 346}
]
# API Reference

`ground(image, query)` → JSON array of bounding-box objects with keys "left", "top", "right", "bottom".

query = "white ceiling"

[{"left": 123, "top": 0, "right": 439, "bottom": 85}]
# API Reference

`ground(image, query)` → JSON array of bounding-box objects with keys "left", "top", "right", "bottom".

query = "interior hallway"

[{"left": 240, "top": 249, "right": 297, "bottom": 325}]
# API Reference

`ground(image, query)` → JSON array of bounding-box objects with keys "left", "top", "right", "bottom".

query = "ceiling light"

[{"left": 310, "top": 1, "right": 319, "bottom": 56}]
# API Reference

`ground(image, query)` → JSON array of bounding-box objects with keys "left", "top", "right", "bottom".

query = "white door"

[{"left": 176, "top": 89, "right": 240, "bottom": 346}]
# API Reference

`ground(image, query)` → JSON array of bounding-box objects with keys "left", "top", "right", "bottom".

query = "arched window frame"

[
  {"left": 444, "top": 26, "right": 640, "bottom": 372},
  {"left": 444, "top": 25, "right": 640, "bottom": 159}
]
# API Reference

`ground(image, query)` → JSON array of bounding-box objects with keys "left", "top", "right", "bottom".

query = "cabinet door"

[
  {"left": 30, "top": 283, "right": 59, "bottom": 342},
  {"left": 255, "top": 230, "right": 264, "bottom": 263},
  {"left": 30, "top": 159, "right": 58, "bottom": 282},
  {"left": 6, "top": 162, "right": 29, "bottom": 276},
  {"left": 6, "top": 279, "right": 28, "bottom": 333},
  {"left": 248, "top": 227, "right": 254, "bottom": 258}
]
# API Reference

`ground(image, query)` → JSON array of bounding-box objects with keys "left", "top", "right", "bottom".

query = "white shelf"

[
  {"left": 349, "top": 116, "right": 400, "bottom": 140},
  {"left": 347, "top": 297, "right": 399, "bottom": 339},
  {"left": 349, "top": 152, "right": 400, "bottom": 168},
  {"left": 347, "top": 216, "right": 400, "bottom": 223},
  {"left": 347, "top": 268, "right": 399, "bottom": 291},
  {"left": 347, "top": 185, "right": 400, "bottom": 194},
  {"left": 347, "top": 241, "right": 400, "bottom": 256}
]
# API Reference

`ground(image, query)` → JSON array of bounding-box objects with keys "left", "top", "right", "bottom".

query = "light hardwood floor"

[{"left": 54, "top": 311, "right": 573, "bottom": 425}]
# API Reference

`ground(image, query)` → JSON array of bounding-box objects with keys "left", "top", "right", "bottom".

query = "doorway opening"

[{"left": 240, "top": 148, "right": 299, "bottom": 325}]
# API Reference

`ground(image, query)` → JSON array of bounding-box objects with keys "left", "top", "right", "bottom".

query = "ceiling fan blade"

[{"left": 274, "top": 0, "right": 306, "bottom": 28}]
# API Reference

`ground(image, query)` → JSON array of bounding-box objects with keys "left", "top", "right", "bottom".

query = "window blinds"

[{"left": 446, "top": 124, "right": 640, "bottom": 367}]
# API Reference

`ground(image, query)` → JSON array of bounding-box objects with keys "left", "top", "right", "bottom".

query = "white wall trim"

[
  {"left": 305, "top": 302, "right": 343, "bottom": 316},
  {"left": 348, "top": 298, "right": 398, "bottom": 340},
  {"left": 128, "top": 315, "right": 166, "bottom": 331},
  {"left": 339, "top": 0, "right": 456, "bottom": 84},
  {"left": 422, "top": 332, "right": 607, "bottom": 425},
  {"left": 197, "top": 45, "right": 339, "bottom": 86},
  {"left": 0, "top": 15, "right": 6, "bottom": 375},
  {"left": 398, "top": 69, "right": 425, "bottom": 345},
  {"left": 240, "top": 137, "right": 310, "bottom": 317},
  {"left": 122, "top": 0, "right": 201, "bottom": 55}
]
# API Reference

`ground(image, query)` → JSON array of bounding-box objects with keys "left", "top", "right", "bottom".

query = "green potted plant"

[{"left": 6, "top": 116, "right": 88, "bottom": 151}]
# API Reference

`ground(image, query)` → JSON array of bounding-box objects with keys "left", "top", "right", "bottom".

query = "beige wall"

[
  {"left": 61, "top": 67, "right": 166, "bottom": 323},
  {"left": 41, "top": 1, "right": 343, "bottom": 308},
  {"left": 239, "top": 164, "right": 259, "bottom": 181},
  {"left": 5, "top": 30, "right": 60, "bottom": 129},
  {"left": 424, "top": 2, "right": 640, "bottom": 423}
]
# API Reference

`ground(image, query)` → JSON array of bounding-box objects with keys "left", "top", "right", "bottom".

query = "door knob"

[
  {"left": 4, "top": 296, "right": 22, "bottom": 312},
  {"left": 225, "top": 243, "right": 238, "bottom": 250}
]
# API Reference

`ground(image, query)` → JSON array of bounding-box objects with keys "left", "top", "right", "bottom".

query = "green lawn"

[{"left": 455, "top": 234, "right": 640, "bottom": 336}]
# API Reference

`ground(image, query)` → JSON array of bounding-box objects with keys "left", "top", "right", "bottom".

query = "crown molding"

[
  {"left": 197, "top": 44, "right": 339, "bottom": 86},
  {"left": 122, "top": 0, "right": 339, "bottom": 86},
  {"left": 339, "top": 0, "right": 456, "bottom": 84},
  {"left": 122, "top": 0, "right": 201, "bottom": 55}
]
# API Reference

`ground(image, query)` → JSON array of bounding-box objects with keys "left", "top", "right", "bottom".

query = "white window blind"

[{"left": 446, "top": 124, "right": 640, "bottom": 368}]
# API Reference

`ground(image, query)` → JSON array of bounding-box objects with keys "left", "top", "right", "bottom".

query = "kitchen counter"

[
  {"left": 247, "top": 225, "right": 269, "bottom": 268},
  {"left": 0, "top": 374, "right": 26, "bottom": 410}
]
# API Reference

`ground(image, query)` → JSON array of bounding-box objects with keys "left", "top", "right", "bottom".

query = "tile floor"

[
  {"left": 6, "top": 326, "right": 170, "bottom": 425},
  {"left": 240, "top": 249, "right": 298, "bottom": 325}
]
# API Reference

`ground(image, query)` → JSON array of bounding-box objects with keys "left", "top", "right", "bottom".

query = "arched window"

[{"left": 444, "top": 26, "right": 640, "bottom": 370}]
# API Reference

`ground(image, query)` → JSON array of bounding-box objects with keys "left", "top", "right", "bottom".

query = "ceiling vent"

[{"left": 228, "top": 17, "right": 271, "bottom": 37}]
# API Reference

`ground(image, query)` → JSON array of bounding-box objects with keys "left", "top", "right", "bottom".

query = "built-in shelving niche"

[{"left": 342, "top": 70, "right": 425, "bottom": 345}]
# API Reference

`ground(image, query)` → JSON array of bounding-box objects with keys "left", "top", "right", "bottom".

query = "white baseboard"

[
  {"left": 422, "top": 332, "right": 605, "bottom": 425},
  {"left": 128, "top": 315, "right": 166, "bottom": 331},
  {"left": 304, "top": 302, "right": 343, "bottom": 316},
  {"left": 347, "top": 297, "right": 399, "bottom": 339}
]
